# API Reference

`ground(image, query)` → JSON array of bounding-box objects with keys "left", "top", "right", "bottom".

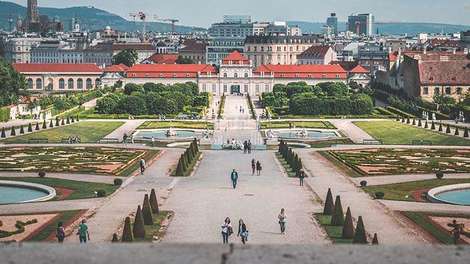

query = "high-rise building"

[
  {"left": 326, "top": 13, "right": 338, "bottom": 35},
  {"left": 347, "top": 13, "right": 374, "bottom": 36},
  {"left": 27, "top": 0, "right": 39, "bottom": 23}
]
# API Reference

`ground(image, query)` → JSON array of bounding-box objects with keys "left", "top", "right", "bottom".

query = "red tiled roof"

[
  {"left": 145, "top": 53, "right": 178, "bottom": 64},
  {"left": 350, "top": 65, "right": 369, "bottom": 74},
  {"left": 254, "top": 64, "right": 347, "bottom": 79},
  {"left": 13, "top": 64, "right": 103, "bottom": 73},
  {"left": 388, "top": 52, "right": 398, "bottom": 62},
  {"left": 419, "top": 61, "right": 470, "bottom": 86},
  {"left": 222, "top": 51, "right": 250, "bottom": 65},
  {"left": 104, "top": 64, "right": 129, "bottom": 73},
  {"left": 126, "top": 64, "right": 216, "bottom": 78}
]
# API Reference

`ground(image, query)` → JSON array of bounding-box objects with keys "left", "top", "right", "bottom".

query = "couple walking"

[
  {"left": 221, "top": 217, "right": 249, "bottom": 244},
  {"left": 243, "top": 140, "right": 252, "bottom": 154},
  {"left": 251, "top": 159, "right": 262, "bottom": 176}
]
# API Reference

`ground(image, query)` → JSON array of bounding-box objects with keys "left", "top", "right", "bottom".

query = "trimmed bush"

[
  {"left": 438, "top": 123, "right": 443, "bottom": 132},
  {"left": 436, "top": 171, "right": 444, "bottom": 179},
  {"left": 19, "top": 125, "right": 24, "bottom": 134},
  {"left": 35, "top": 122, "right": 40, "bottom": 130},
  {"left": 431, "top": 121, "right": 436, "bottom": 130},
  {"left": 96, "top": 189, "right": 106, "bottom": 197},
  {"left": 49, "top": 119, "right": 54, "bottom": 128},
  {"left": 121, "top": 217, "right": 133, "bottom": 242},
  {"left": 56, "top": 117, "right": 60, "bottom": 127},
  {"left": 374, "top": 192, "right": 385, "bottom": 199},
  {"left": 406, "top": 118, "right": 410, "bottom": 124},
  {"left": 353, "top": 216, "right": 368, "bottom": 244},
  {"left": 66, "top": 116, "right": 70, "bottom": 124},
  {"left": 61, "top": 119, "right": 65, "bottom": 126},
  {"left": 111, "top": 233, "right": 119, "bottom": 242},
  {"left": 455, "top": 127, "right": 460, "bottom": 136},
  {"left": 372, "top": 233, "right": 379, "bottom": 245},
  {"left": 38, "top": 171, "right": 46, "bottom": 178},
  {"left": 446, "top": 125, "right": 451, "bottom": 134},
  {"left": 330, "top": 195, "right": 344, "bottom": 226},
  {"left": 114, "top": 178, "right": 123, "bottom": 186},
  {"left": 417, "top": 119, "right": 421, "bottom": 126},
  {"left": 323, "top": 188, "right": 334, "bottom": 215},
  {"left": 10, "top": 126, "right": 16, "bottom": 136},
  {"left": 132, "top": 205, "right": 146, "bottom": 239},
  {"left": 42, "top": 120, "right": 47, "bottom": 129},
  {"left": 28, "top": 123, "right": 33, "bottom": 132},
  {"left": 142, "top": 194, "right": 154, "bottom": 225},
  {"left": 1, "top": 127, "right": 6, "bottom": 138},
  {"left": 424, "top": 121, "right": 429, "bottom": 129},
  {"left": 342, "top": 207, "right": 355, "bottom": 239},
  {"left": 465, "top": 128, "right": 469, "bottom": 138},
  {"left": 360, "top": 180, "right": 367, "bottom": 187},
  {"left": 71, "top": 116, "right": 75, "bottom": 123},
  {"left": 150, "top": 189, "right": 159, "bottom": 214}
]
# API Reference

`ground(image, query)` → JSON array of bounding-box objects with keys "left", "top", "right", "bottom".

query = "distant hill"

[
  {"left": 288, "top": 21, "right": 470, "bottom": 35},
  {"left": 0, "top": 1, "right": 205, "bottom": 33}
]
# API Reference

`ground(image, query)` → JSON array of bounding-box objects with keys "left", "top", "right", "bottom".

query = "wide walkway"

[
  {"left": 297, "top": 150, "right": 429, "bottom": 244},
  {"left": 162, "top": 150, "right": 326, "bottom": 245}
]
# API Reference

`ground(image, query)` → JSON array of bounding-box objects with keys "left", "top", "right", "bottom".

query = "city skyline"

[{"left": 6, "top": 0, "right": 470, "bottom": 27}]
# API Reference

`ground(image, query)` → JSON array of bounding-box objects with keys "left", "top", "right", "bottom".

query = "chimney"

[{"left": 453, "top": 48, "right": 456, "bottom": 54}]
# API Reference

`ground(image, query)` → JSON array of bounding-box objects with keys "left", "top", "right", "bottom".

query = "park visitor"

[
  {"left": 298, "top": 169, "right": 305, "bottom": 186},
  {"left": 139, "top": 158, "right": 146, "bottom": 175},
  {"left": 231, "top": 169, "right": 239, "bottom": 189},
  {"left": 278, "top": 208, "right": 287, "bottom": 234},
  {"left": 237, "top": 219, "right": 249, "bottom": 244},
  {"left": 256, "top": 161, "right": 262, "bottom": 176},
  {"left": 56, "top": 222, "right": 65, "bottom": 243},
  {"left": 251, "top": 159, "right": 256, "bottom": 175},
  {"left": 77, "top": 219, "right": 90, "bottom": 243},
  {"left": 221, "top": 217, "right": 233, "bottom": 244}
]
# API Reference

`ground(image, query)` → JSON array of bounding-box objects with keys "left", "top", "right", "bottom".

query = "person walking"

[
  {"left": 56, "top": 222, "right": 65, "bottom": 243},
  {"left": 77, "top": 219, "right": 90, "bottom": 243},
  {"left": 231, "top": 169, "right": 239, "bottom": 189},
  {"left": 237, "top": 219, "right": 249, "bottom": 244},
  {"left": 278, "top": 208, "right": 287, "bottom": 234},
  {"left": 139, "top": 158, "right": 146, "bottom": 175},
  {"left": 247, "top": 140, "right": 252, "bottom": 154},
  {"left": 243, "top": 141, "right": 248, "bottom": 154},
  {"left": 251, "top": 159, "right": 256, "bottom": 175},
  {"left": 221, "top": 217, "right": 233, "bottom": 244},
  {"left": 256, "top": 161, "right": 262, "bottom": 176},
  {"left": 298, "top": 169, "right": 305, "bottom": 186}
]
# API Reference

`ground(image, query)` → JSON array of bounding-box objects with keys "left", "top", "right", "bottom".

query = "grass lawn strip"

[
  {"left": 363, "top": 179, "right": 470, "bottom": 202},
  {"left": 2, "top": 121, "right": 124, "bottom": 143},
  {"left": 0, "top": 177, "right": 119, "bottom": 200},
  {"left": 314, "top": 214, "right": 352, "bottom": 244},
  {"left": 353, "top": 120, "right": 470, "bottom": 146},
  {"left": 260, "top": 121, "right": 336, "bottom": 129},
  {"left": 133, "top": 211, "right": 171, "bottom": 242},
  {"left": 138, "top": 121, "right": 214, "bottom": 130}
]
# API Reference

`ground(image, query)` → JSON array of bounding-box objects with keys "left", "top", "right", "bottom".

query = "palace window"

[
  {"left": 36, "top": 78, "right": 42, "bottom": 89},
  {"left": 77, "top": 79, "right": 83, "bottom": 89},
  {"left": 445, "top": 87, "right": 451, "bottom": 95},
  {"left": 422, "top": 87, "right": 429, "bottom": 95},
  {"left": 68, "top": 78, "right": 74, "bottom": 89},
  {"left": 86, "top": 78, "right": 93, "bottom": 89},
  {"left": 434, "top": 87, "right": 440, "bottom": 95},
  {"left": 59, "top": 78, "right": 65, "bottom": 89},
  {"left": 27, "top": 78, "right": 33, "bottom": 89}
]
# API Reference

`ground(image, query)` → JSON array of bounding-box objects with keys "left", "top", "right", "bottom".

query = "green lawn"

[
  {"left": 133, "top": 211, "right": 171, "bottom": 242},
  {"left": 354, "top": 120, "right": 470, "bottom": 146},
  {"left": 138, "top": 121, "right": 214, "bottom": 130},
  {"left": 1, "top": 177, "right": 119, "bottom": 200},
  {"left": 363, "top": 179, "right": 470, "bottom": 201},
  {"left": 260, "top": 121, "right": 336, "bottom": 129},
  {"left": 315, "top": 214, "right": 352, "bottom": 244},
  {"left": 3, "top": 121, "right": 124, "bottom": 143}
]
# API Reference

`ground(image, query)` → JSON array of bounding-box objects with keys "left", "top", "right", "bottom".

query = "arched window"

[
  {"left": 27, "top": 78, "right": 33, "bottom": 89},
  {"left": 95, "top": 78, "right": 100, "bottom": 88},
  {"left": 36, "top": 78, "right": 42, "bottom": 89},
  {"left": 77, "top": 79, "right": 83, "bottom": 89},
  {"left": 68, "top": 78, "right": 74, "bottom": 89},
  {"left": 86, "top": 78, "right": 93, "bottom": 89},
  {"left": 223, "top": 73, "right": 227, "bottom": 78},
  {"left": 59, "top": 78, "right": 65, "bottom": 89},
  {"left": 234, "top": 73, "right": 238, "bottom": 78},
  {"left": 244, "top": 73, "right": 248, "bottom": 78}
]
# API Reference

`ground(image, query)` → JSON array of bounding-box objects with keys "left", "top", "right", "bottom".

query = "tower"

[{"left": 27, "top": 0, "right": 39, "bottom": 24}]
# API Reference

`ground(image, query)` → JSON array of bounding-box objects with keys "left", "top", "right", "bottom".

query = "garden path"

[
  {"left": 101, "top": 120, "right": 145, "bottom": 141},
  {"left": 329, "top": 119, "right": 376, "bottom": 143},
  {"left": 297, "top": 149, "right": 429, "bottom": 244}
]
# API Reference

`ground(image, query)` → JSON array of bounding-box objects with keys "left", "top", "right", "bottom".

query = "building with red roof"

[
  {"left": 13, "top": 63, "right": 103, "bottom": 91},
  {"left": 297, "top": 45, "right": 337, "bottom": 65},
  {"left": 142, "top": 53, "right": 179, "bottom": 65}
]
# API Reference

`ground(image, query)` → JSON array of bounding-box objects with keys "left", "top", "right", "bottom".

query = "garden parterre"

[{"left": 328, "top": 148, "right": 470, "bottom": 176}]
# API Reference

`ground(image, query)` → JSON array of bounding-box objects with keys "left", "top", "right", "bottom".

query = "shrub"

[
  {"left": 372, "top": 233, "right": 379, "bottom": 245},
  {"left": 465, "top": 128, "right": 469, "bottom": 138},
  {"left": 10, "top": 126, "right": 16, "bottom": 136},
  {"left": 35, "top": 122, "right": 40, "bottom": 130},
  {"left": 142, "top": 194, "right": 154, "bottom": 225},
  {"left": 28, "top": 123, "right": 32, "bottom": 132},
  {"left": 438, "top": 123, "right": 443, "bottom": 132},
  {"left": 360, "top": 180, "right": 367, "bottom": 187},
  {"left": 436, "top": 171, "right": 444, "bottom": 179},
  {"left": 431, "top": 121, "right": 436, "bottom": 130},
  {"left": 1, "top": 127, "right": 5, "bottom": 138},
  {"left": 38, "top": 171, "right": 46, "bottom": 178},
  {"left": 19, "top": 125, "right": 24, "bottom": 134},
  {"left": 374, "top": 192, "right": 385, "bottom": 199},
  {"left": 114, "top": 178, "right": 123, "bottom": 186},
  {"left": 330, "top": 195, "right": 344, "bottom": 226},
  {"left": 42, "top": 120, "right": 47, "bottom": 129},
  {"left": 353, "top": 216, "right": 368, "bottom": 244},
  {"left": 121, "top": 217, "right": 133, "bottom": 242},
  {"left": 55, "top": 117, "right": 60, "bottom": 126},
  {"left": 96, "top": 190, "right": 106, "bottom": 197},
  {"left": 132, "top": 205, "right": 146, "bottom": 239},
  {"left": 455, "top": 127, "right": 460, "bottom": 136},
  {"left": 424, "top": 121, "right": 429, "bottom": 129},
  {"left": 418, "top": 119, "right": 422, "bottom": 127},
  {"left": 111, "top": 233, "right": 119, "bottom": 242},
  {"left": 150, "top": 189, "right": 159, "bottom": 214},
  {"left": 49, "top": 119, "right": 54, "bottom": 128},
  {"left": 323, "top": 188, "right": 335, "bottom": 215},
  {"left": 412, "top": 119, "right": 416, "bottom": 125},
  {"left": 446, "top": 125, "right": 451, "bottom": 134}
]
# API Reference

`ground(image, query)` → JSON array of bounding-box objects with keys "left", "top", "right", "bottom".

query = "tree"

[
  {"left": 116, "top": 96, "right": 147, "bottom": 116},
  {"left": 318, "top": 82, "right": 349, "bottom": 97},
  {"left": 142, "top": 194, "right": 154, "bottom": 225},
  {"left": 124, "top": 83, "right": 144, "bottom": 95},
  {"left": 176, "top": 55, "right": 194, "bottom": 64},
  {"left": 10, "top": 126, "right": 16, "bottom": 136},
  {"left": 121, "top": 217, "right": 133, "bottom": 242},
  {"left": 323, "top": 188, "right": 334, "bottom": 215},
  {"left": 353, "top": 216, "right": 368, "bottom": 244},
  {"left": 1, "top": 127, "right": 5, "bottom": 138},
  {"left": 0, "top": 58, "right": 26, "bottom": 107},
  {"left": 133, "top": 205, "right": 146, "bottom": 239},
  {"left": 330, "top": 195, "right": 344, "bottom": 226},
  {"left": 150, "top": 189, "right": 159, "bottom": 214},
  {"left": 27, "top": 123, "right": 32, "bottom": 132},
  {"left": 96, "top": 95, "right": 120, "bottom": 114},
  {"left": 342, "top": 207, "right": 354, "bottom": 239},
  {"left": 19, "top": 125, "right": 24, "bottom": 134},
  {"left": 112, "top": 49, "right": 138, "bottom": 67}
]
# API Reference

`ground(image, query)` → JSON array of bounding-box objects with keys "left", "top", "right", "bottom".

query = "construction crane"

[
  {"left": 129, "top": 11, "right": 148, "bottom": 36},
  {"left": 154, "top": 17, "right": 180, "bottom": 34}
]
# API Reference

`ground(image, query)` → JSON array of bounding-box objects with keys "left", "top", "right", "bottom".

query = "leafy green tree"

[
  {"left": 113, "top": 49, "right": 138, "bottom": 67},
  {"left": 318, "top": 82, "right": 349, "bottom": 96},
  {"left": 96, "top": 96, "right": 120, "bottom": 114},
  {"left": 124, "top": 83, "right": 144, "bottom": 95},
  {"left": 0, "top": 58, "right": 26, "bottom": 107},
  {"left": 117, "top": 96, "right": 147, "bottom": 115}
]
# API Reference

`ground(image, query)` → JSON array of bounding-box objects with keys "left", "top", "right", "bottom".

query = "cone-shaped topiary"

[
  {"left": 352, "top": 216, "right": 368, "bottom": 244},
  {"left": 1, "top": 127, "right": 6, "bottom": 138},
  {"left": 55, "top": 117, "right": 60, "bottom": 126},
  {"left": 42, "top": 119, "right": 47, "bottom": 129},
  {"left": 49, "top": 119, "right": 54, "bottom": 128},
  {"left": 424, "top": 121, "right": 429, "bottom": 129},
  {"left": 71, "top": 116, "right": 75, "bottom": 123},
  {"left": 132, "top": 205, "right": 146, "bottom": 239},
  {"left": 19, "top": 125, "right": 24, "bottom": 134},
  {"left": 431, "top": 121, "right": 436, "bottom": 130},
  {"left": 465, "top": 128, "right": 469, "bottom": 138},
  {"left": 401, "top": 118, "right": 405, "bottom": 123},
  {"left": 372, "top": 233, "right": 379, "bottom": 245},
  {"left": 35, "top": 122, "right": 40, "bottom": 130},
  {"left": 10, "top": 126, "right": 16, "bottom": 136},
  {"left": 446, "top": 125, "right": 451, "bottom": 134},
  {"left": 331, "top": 195, "right": 344, "bottom": 226},
  {"left": 61, "top": 118, "right": 65, "bottom": 125},
  {"left": 342, "top": 207, "right": 355, "bottom": 239},
  {"left": 28, "top": 123, "right": 32, "bottom": 132},
  {"left": 406, "top": 118, "right": 410, "bottom": 124},
  {"left": 142, "top": 194, "right": 154, "bottom": 225},
  {"left": 175, "top": 156, "right": 184, "bottom": 176},
  {"left": 112, "top": 233, "right": 119, "bottom": 242},
  {"left": 455, "top": 127, "right": 460, "bottom": 136},
  {"left": 323, "top": 188, "right": 334, "bottom": 215},
  {"left": 76, "top": 115, "right": 80, "bottom": 122},
  {"left": 150, "top": 189, "right": 159, "bottom": 214},
  {"left": 121, "top": 217, "right": 133, "bottom": 242},
  {"left": 412, "top": 119, "right": 416, "bottom": 125},
  {"left": 418, "top": 119, "right": 422, "bottom": 127},
  {"left": 438, "top": 123, "right": 443, "bottom": 132},
  {"left": 66, "top": 116, "right": 70, "bottom": 124}
]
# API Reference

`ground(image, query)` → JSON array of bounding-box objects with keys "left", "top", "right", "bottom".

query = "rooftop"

[
  {"left": 13, "top": 63, "right": 103, "bottom": 73},
  {"left": 419, "top": 60, "right": 470, "bottom": 85}
]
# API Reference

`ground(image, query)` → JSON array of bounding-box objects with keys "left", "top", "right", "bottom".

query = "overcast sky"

[{"left": 9, "top": 0, "right": 470, "bottom": 27}]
